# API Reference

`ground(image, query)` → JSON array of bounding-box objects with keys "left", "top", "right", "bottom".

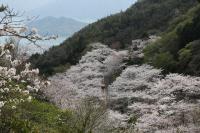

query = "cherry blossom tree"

[
  {"left": 0, "top": 5, "right": 51, "bottom": 115},
  {"left": 47, "top": 43, "right": 128, "bottom": 108},
  {"left": 108, "top": 64, "right": 200, "bottom": 132}
]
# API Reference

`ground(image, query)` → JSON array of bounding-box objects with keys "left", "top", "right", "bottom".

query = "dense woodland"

[
  {"left": 144, "top": 4, "right": 200, "bottom": 75},
  {"left": 30, "top": 0, "right": 198, "bottom": 76}
]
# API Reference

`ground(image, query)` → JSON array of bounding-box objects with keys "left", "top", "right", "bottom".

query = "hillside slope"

[
  {"left": 46, "top": 42, "right": 200, "bottom": 132},
  {"left": 30, "top": 0, "right": 197, "bottom": 75},
  {"left": 45, "top": 43, "right": 127, "bottom": 108},
  {"left": 144, "top": 4, "right": 200, "bottom": 75}
]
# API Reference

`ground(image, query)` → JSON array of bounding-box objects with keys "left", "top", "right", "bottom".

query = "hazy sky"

[{"left": 1, "top": 0, "right": 136, "bottom": 22}]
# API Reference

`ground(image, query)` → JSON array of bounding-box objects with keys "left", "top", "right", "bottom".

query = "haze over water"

[
  {"left": 1, "top": 0, "right": 136, "bottom": 50},
  {"left": 1, "top": 0, "right": 136, "bottom": 23}
]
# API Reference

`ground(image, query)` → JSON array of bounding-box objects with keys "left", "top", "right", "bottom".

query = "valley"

[{"left": 1, "top": 0, "right": 200, "bottom": 132}]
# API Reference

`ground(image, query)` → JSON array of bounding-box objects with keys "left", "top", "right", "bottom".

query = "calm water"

[{"left": 0, "top": 36, "right": 67, "bottom": 55}]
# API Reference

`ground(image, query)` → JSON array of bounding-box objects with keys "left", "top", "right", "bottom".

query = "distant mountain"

[
  {"left": 27, "top": 0, "right": 136, "bottom": 23},
  {"left": 29, "top": 16, "right": 88, "bottom": 37}
]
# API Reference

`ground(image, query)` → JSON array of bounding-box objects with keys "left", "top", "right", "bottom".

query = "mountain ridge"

[{"left": 29, "top": 16, "right": 88, "bottom": 37}]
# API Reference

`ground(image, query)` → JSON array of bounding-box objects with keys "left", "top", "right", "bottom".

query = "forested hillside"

[
  {"left": 2, "top": 1, "right": 200, "bottom": 132},
  {"left": 30, "top": 0, "right": 197, "bottom": 76},
  {"left": 144, "top": 4, "right": 200, "bottom": 75}
]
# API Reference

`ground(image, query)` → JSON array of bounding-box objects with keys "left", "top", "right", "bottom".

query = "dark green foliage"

[
  {"left": 178, "top": 47, "right": 192, "bottom": 71},
  {"left": 151, "top": 52, "right": 177, "bottom": 73},
  {"left": 30, "top": 0, "right": 197, "bottom": 76},
  {"left": 144, "top": 5, "right": 200, "bottom": 75},
  {"left": 128, "top": 114, "right": 138, "bottom": 126},
  {"left": 0, "top": 97, "right": 109, "bottom": 133},
  {"left": 180, "top": 40, "right": 200, "bottom": 75},
  {"left": 0, "top": 5, "right": 7, "bottom": 12},
  {"left": 0, "top": 99, "right": 64, "bottom": 133}
]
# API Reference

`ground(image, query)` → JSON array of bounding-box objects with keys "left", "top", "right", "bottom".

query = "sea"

[{"left": 0, "top": 36, "right": 67, "bottom": 55}]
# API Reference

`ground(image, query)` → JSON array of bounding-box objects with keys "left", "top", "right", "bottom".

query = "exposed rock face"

[{"left": 45, "top": 40, "right": 200, "bottom": 132}]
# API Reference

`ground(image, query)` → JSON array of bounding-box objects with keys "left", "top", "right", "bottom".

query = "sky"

[{"left": 1, "top": 0, "right": 136, "bottom": 23}]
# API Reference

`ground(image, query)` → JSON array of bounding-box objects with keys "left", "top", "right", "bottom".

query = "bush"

[{"left": 0, "top": 99, "right": 64, "bottom": 133}]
